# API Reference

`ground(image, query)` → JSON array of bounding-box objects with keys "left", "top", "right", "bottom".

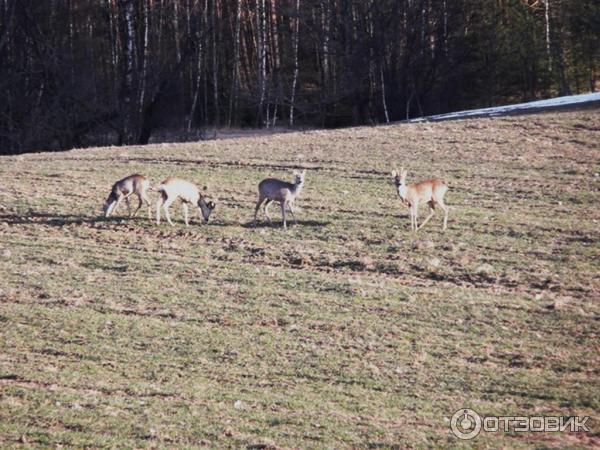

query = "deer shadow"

[
  {"left": 240, "top": 219, "right": 330, "bottom": 229},
  {"left": 0, "top": 212, "right": 151, "bottom": 227},
  {"left": 0, "top": 212, "right": 330, "bottom": 229}
]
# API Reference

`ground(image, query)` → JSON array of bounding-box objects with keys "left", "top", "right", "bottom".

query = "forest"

[{"left": 0, "top": 0, "right": 598, "bottom": 154}]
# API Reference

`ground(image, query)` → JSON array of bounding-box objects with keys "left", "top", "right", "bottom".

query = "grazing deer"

[
  {"left": 391, "top": 168, "right": 449, "bottom": 231},
  {"left": 103, "top": 174, "right": 152, "bottom": 219},
  {"left": 156, "top": 178, "right": 215, "bottom": 226},
  {"left": 253, "top": 169, "right": 306, "bottom": 228}
]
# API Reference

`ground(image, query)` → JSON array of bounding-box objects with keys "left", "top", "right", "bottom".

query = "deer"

[
  {"left": 391, "top": 168, "right": 449, "bottom": 231},
  {"left": 156, "top": 177, "right": 215, "bottom": 226},
  {"left": 253, "top": 169, "right": 306, "bottom": 229},
  {"left": 103, "top": 174, "right": 152, "bottom": 219}
]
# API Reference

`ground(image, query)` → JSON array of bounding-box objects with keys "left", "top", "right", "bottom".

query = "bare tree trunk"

[
  {"left": 188, "top": 0, "right": 208, "bottom": 132},
  {"left": 543, "top": 0, "right": 570, "bottom": 95},
  {"left": 272, "top": 101, "right": 278, "bottom": 128},
  {"left": 321, "top": 0, "right": 329, "bottom": 83},
  {"left": 367, "top": 1, "right": 375, "bottom": 122},
  {"left": 68, "top": 0, "right": 75, "bottom": 83},
  {"left": 158, "top": 0, "right": 164, "bottom": 50},
  {"left": 380, "top": 64, "right": 389, "bottom": 123},
  {"left": 185, "top": 0, "right": 193, "bottom": 116},
  {"left": 320, "top": 0, "right": 331, "bottom": 125},
  {"left": 212, "top": 0, "right": 219, "bottom": 126},
  {"left": 119, "top": 0, "right": 137, "bottom": 144},
  {"left": 270, "top": 0, "right": 281, "bottom": 70},
  {"left": 88, "top": 17, "right": 98, "bottom": 106},
  {"left": 0, "top": 0, "right": 15, "bottom": 55},
  {"left": 342, "top": 0, "right": 359, "bottom": 124},
  {"left": 256, "top": 0, "right": 267, "bottom": 126},
  {"left": 289, "top": 0, "right": 300, "bottom": 126},
  {"left": 227, "top": 0, "right": 242, "bottom": 127},
  {"left": 239, "top": 4, "right": 253, "bottom": 92},
  {"left": 173, "top": 1, "right": 182, "bottom": 63},
  {"left": 139, "top": 0, "right": 150, "bottom": 117},
  {"left": 544, "top": 0, "right": 552, "bottom": 74},
  {"left": 269, "top": 0, "right": 281, "bottom": 128},
  {"left": 106, "top": 0, "right": 118, "bottom": 88},
  {"left": 442, "top": 0, "right": 448, "bottom": 57},
  {"left": 420, "top": 0, "right": 426, "bottom": 57},
  {"left": 589, "top": 55, "right": 596, "bottom": 93},
  {"left": 265, "top": 92, "right": 271, "bottom": 128}
]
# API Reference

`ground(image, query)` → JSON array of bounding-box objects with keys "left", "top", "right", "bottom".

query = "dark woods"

[{"left": 0, "top": 0, "right": 598, "bottom": 154}]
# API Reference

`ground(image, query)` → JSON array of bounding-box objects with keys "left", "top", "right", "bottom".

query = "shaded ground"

[{"left": 0, "top": 110, "right": 599, "bottom": 448}]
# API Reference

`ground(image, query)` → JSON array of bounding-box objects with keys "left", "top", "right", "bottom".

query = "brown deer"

[
  {"left": 103, "top": 174, "right": 152, "bottom": 219},
  {"left": 253, "top": 169, "right": 306, "bottom": 228},
  {"left": 391, "top": 168, "right": 449, "bottom": 231}
]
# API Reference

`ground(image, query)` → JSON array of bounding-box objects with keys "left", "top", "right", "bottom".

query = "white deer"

[{"left": 156, "top": 178, "right": 215, "bottom": 226}]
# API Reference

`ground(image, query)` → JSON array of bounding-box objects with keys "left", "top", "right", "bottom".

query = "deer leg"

[
  {"left": 418, "top": 210, "right": 435, "bottom": 230},
  {"left": 125, "top": 196, "right": 132, "bottom": 217},
  {"left": 287, "top": 201, "right": 298, "bottom": 224},
  {"left": 280, "top": 201, "right": 287, "bottom": 229},
  {"left": 438, "top": 200, "right": 449, "bottom": 231},
  {"left": 163, "top": 198, "right": 175, "bottom": 226},
  {"left": 264, "top": 199, "right": 273, "bottom": 222},
  {"left": 132, "top": 194, "right": 143, "bottom": 217},
  {"left": 158, "top": 193, "right": 175, "bottom": 226},
  {"left": 253, "top": 196, "right": 265, "bottom": 225},
  {"left": 105, "top": 200, "right": 117, "bottom": 217},
  {"left": 110, "top": 195, "right": 123, "bottom": 217},
  {"left": 418, "top": 202, "right": 435, "bottom": 230},
  {"left": 163, "top": 205, "right": 174, "bottom": 226},
  {"left": 411, "top": 203, "right": 419, "bottom": 231},
  {"left": 156, "top": 196, "right": 163, "bottom": 224},
  {"left": 182, "top": 203, "right": 189, "bottom": 226},
  {"left": 141, "top": 192, "right": 152, "bottom": 219}
]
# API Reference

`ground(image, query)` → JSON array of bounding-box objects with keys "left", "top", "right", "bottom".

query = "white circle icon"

[{"left": 450, "top": 408, "right": 482, "bottom": 440}]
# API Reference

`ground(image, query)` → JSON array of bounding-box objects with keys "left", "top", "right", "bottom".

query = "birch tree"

[
  {"left": 138, "top": 0, "right": 150, "bottom": 117},
  {"left": 118, "top": 0, "right": 137, "bottom": 144},
  {"left": 188, "top": 0, "right": 208, "bottom": 131},
  {"left": 227, "top": 0, "right": 242, "bottom": 127},
  {"left": 256, "top": 0, "right": 267, "bottom": 126},
  {"left": 289, "top": 0, "right": 300, "bottom": 126}
]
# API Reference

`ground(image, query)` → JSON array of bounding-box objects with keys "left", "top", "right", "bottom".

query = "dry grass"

[{"left": 0, "top": 110, "right": 599, "bottom": 448}]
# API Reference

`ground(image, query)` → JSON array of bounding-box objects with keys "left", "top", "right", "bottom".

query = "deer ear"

[
  {"left": 301, "top": 169, "right": 306, "bottom": 176},
  {"left": 391, "top": 170, "right": 398, "bottom": 177}
]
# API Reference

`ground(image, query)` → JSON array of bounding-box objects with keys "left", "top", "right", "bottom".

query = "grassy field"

[{"left": 0, "top": 110, "right": 599, "bottom": 448}]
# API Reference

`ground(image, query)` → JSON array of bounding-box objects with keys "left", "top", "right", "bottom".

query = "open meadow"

[{"left": 0, "top": 110, "right": 599, "bottom": 448}]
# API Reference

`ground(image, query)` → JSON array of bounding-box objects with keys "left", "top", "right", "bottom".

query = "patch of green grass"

[{"left": 1, "top": 111, "right": 599, "bottom": 448}]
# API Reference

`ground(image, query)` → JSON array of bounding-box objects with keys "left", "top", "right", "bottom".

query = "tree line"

[{"left": 0, "top": 0, "right": 598, "bottom": 154}]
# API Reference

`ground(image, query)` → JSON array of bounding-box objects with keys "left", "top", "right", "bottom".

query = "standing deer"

[
  {"left": 391, "top": 168, "right": 449, "bottom": 231},
  {"left": 253, "top": 169, "right": 306, "bottom": 228},
  {"left": 103, "top": 174, "right": 152, "bottom": 219},
  {"left": 156, "top": 178, "right": 215, "bottom": 226}
]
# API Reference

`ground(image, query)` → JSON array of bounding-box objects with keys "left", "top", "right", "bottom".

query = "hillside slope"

[{"left": 0, "top": 110, "right": 599, "bottom": 448}]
